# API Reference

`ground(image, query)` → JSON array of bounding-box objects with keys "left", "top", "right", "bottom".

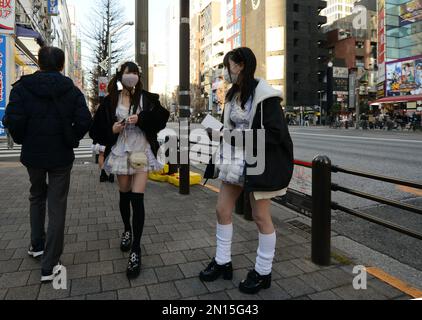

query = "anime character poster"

[
  {"left": 386, "top": 62, "right": 402, "bottom": 96},
  {"left": 413, "top": 59, "right": 422, "bottom": 95},
  {"left": 401, "top": 61, "right": 415, "bottom": 85}
]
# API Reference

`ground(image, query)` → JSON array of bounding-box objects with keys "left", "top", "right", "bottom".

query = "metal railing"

[{"left": 311, "top": 155, "right": 422, "bottom": 266}]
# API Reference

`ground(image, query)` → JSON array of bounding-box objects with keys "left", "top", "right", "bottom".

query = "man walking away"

[{"left": 2, "top": 47, "right": 92, "bottom": 283}]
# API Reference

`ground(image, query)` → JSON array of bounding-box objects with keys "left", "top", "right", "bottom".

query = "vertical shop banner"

[
  {"left": 377, "top": 0, "right": 386, "bottom": 85},
  {"left": 98, "top": 77, "right": 108, "bottom": 97},
  {"left": 48, "top": 0, "right": 59, "bottom": 16},
  {"left": 349, "top": 71, "right": 356, "bottom": 110},
  {"left": 0, "top": 35, "right": 6, "bottom": 137},
  {"left": 0, "top": 0, "right": 15, "bottom": 34}
]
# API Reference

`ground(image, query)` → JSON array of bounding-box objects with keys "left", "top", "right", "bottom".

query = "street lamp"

[
  {"left": 108, "top": 21, "right": 135, "bottom": 81},
  {"left": 326, "top": 61, "right": 334, "bottom": 126}
]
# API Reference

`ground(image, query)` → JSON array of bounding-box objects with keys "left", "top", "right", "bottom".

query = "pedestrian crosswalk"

[{"left": 0, "top": 139, "right": 95, "bottom": 161}]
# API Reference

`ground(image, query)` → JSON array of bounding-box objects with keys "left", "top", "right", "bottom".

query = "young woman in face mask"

[
  {"left": 90, "top": 62, "right": 170, "bottom": 279},
  {"left": 200, "top": 48, "right": 294, "bottom": 294}
]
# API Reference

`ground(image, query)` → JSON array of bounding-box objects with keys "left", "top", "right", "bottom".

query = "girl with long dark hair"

[
  {"left": 90, "top": 62, "right": 169, "bottom": 279},
  {"left": 200, "top": 47, "right": 294, "bottom": 294}
]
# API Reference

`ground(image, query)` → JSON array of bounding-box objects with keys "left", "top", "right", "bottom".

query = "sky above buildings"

[{"left": 67, "top": 0, "right": 171, "bottom": 70}]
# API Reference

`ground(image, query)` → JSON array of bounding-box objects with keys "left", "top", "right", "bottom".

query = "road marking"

[
  {"left": 291, "top": 132, "right": 422, "bottom": 144},
  {"left": 366, "top": 267, "right": 422, "bottom": 299},
  {"left": 397, "top": 185, "right": 422, "bottom": 197}
]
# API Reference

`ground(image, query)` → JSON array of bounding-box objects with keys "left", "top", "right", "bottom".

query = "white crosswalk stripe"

[{"left": 0, "top": 140, "right": 95, "bottom": 160}]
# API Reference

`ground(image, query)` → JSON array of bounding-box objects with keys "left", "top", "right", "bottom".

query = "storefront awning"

[
  {"left": 16, "top": 25, "right": 42, "bottom": 39},
  {"left": 370, "top": 95, "right": 422, "bottom": 105}
]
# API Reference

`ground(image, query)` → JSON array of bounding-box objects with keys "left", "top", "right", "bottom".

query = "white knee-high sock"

[
  {"left": 255, "top": 232, "right": 277, "bottom": 276},
  {"left": 215, "top": 223, "right": 233, "bottom": 265}
]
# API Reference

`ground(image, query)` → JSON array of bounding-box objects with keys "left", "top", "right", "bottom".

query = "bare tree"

[{"left": 83, "top": 0, "right": 132, "bottom": 109}]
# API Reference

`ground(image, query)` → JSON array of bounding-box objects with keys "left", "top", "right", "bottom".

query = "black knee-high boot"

[
  {"left": 119, "top": 191, "right": 132, "bottom": 232},
  {"left": 130, "top": 193, "right": 145, "bottom": 254}
]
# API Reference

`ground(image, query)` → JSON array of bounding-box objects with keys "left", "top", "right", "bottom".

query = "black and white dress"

[{"left": 103, "top": 94, "right": 163, "bottom": 176}]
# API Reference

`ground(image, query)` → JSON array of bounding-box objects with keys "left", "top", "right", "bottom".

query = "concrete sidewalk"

[{"left": 0, "top": 162, "right": 415, "bottom": 300}]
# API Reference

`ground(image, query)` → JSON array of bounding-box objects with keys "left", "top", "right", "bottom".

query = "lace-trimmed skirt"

[{"left": 103, "top": 126, "right": 163, "bottom": 176}]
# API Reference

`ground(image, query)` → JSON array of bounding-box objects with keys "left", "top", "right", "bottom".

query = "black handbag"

[
  {"left": 51, "top": 95, "right": 80, "bottom": 149},
  {"left": 203, "top": 133, "right": 222, "bottom": 185}
]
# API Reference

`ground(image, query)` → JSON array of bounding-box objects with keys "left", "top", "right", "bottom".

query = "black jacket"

[
  {"left": 244, "top": 95, "right": 294, "bottom": 193},
  {"left": 2, "top": 72, "right": 92, "bottom": 169},
  {"left": 89, "top": 91, "right": 170, "bottom": 157},
  {"left": 206, "top": 79, "right": 294, "bottom": 193}
]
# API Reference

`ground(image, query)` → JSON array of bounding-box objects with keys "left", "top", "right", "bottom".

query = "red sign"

[
  {"left": 378, "top": 4, "right": 385, "bottom": 65},
  {"left": 0, "top": 0, "right": 15, "bottom": 34}
]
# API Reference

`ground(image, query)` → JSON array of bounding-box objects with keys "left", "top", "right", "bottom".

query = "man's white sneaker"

[{"left": 28, "top": 246, "right": 44, "bottom": 258}]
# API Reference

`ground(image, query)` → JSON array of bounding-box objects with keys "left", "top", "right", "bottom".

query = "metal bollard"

[{"left": 311, "top": 155, "right": 332, "bottom": 266}]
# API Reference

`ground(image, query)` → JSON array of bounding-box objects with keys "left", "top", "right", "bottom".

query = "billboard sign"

[
  {"left": 0, "top": 35, "right": 6, "bottom": 137},
  {"left": 333, "top": 67, "right": 349, "bottom": 79},
  {"left": 386, "top": 55, "right": 422, "bottom": 96},
  {"left": 48, "top": 0, "right": 59, "bottom": 16},
  {"left": 0, "top": 0, "right": 15, "bottom": 34},
  {"left": 399, "top": 0, "right": 422, "bottom": 26}
]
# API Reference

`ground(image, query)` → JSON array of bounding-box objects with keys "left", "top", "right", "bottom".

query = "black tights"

[{"left": 119, "top": 191, "right": 145, "bottom": 254}]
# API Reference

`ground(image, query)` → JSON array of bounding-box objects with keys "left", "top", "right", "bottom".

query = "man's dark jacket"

[{"left": 2, "top": 71, "right": 93, "bottom": 169}]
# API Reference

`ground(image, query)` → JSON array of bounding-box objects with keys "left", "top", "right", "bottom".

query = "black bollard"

[{"left": 311, "top": 155, "right": 332, "bottom": 266}]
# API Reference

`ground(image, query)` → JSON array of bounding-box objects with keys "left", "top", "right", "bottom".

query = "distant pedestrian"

[
  {"left": 89, "top": 61, "right": 169, "bottom": 279},
  {"left": 2, "top": 46, "right": 92, "bottom": 283},
  {"left": 304, "top": 115, "right": 310, "bottom": 127},
  {"left": 201, "top": 47, "right": 294, "bottom": 294}
]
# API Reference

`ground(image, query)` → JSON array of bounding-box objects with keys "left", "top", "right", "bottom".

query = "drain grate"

[{"left": 287, "top": 220, "right": 312, "bottom": 235}]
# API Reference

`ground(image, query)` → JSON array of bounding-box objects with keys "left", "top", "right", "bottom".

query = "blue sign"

[
  {"left": 48, "top": 0, "right": 59, "bottom": 16},
  {"left": 0, "top": 35, "right": 6, "bottom": 137}
]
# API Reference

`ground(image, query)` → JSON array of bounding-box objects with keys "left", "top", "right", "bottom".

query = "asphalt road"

[{"left": 289, "top": 127, "right": 422, "bottom": 271}]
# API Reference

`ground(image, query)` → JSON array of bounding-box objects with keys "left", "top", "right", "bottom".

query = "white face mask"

[
  {"left": 121, "top": 74, "right": 139, "bottom": 88},
  {"left": 224, "top": 68, "right": 238, "bottom": 84}
]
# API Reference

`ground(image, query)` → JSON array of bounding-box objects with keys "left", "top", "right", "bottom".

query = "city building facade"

[
  {"left": 374, "top": 0, "right": 422, "bottom": 115},
  {"left": 243, "top": 1, "right": 327, "bottom": 114},
  {"left": 1, "top": 0, "right": 82, "bottom": 137},
  {"left": 324, "top": 0, "right": 378, "bottom": 113},
  {"left": 322, "top": 0, "right": 359, "bottom": 25}
]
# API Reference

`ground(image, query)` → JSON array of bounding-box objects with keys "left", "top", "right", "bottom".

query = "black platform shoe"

[
  {"left": 100, "top": 170, "right": 108, "bottom": 183},
  {"left": 109, "top": 174, "right": 115, "bottom": 183},
  {"left": 239, "top": 270, "right": 271, "bottom": 295},
  {"left": 199, "top": 258, "right": 233, "bottom": 282},
  {"left": 120, "top": 231, "right": 132, "bottom": 252},
  {"left": 127, "top": 252, "right": 141, "bottom": 279}
]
